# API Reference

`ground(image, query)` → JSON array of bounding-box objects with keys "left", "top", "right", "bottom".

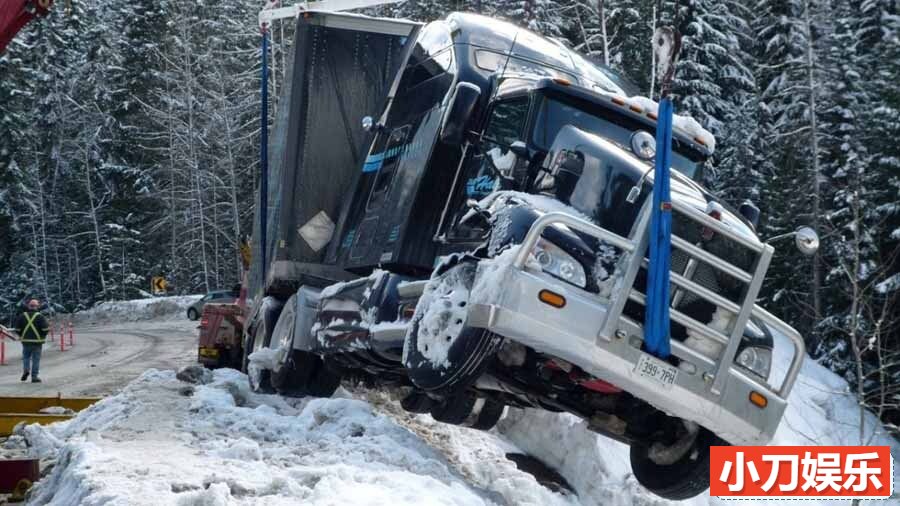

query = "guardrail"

[{"left": 0, "top": 396, "right": 100, "bottom": 436}]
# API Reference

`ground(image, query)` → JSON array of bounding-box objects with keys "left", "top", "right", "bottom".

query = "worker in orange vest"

[{"left": 11, "top": 298, "right": 49, "bottom": 383}]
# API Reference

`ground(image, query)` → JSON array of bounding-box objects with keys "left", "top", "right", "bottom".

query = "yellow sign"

[
  {"left": 239, "top": 239, "right": 252, "bottom": 271},
  {"left": 151, "top": 276, "right": 168, "bottom": 295}
]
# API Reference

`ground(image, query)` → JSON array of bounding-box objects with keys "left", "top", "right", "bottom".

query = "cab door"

[{"left": 443, "top": 96, "right": 531, "bottom": 242}]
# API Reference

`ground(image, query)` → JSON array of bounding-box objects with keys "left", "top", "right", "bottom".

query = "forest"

[{"left": 1, "top": 0, "right": 898, "bottom": 430}]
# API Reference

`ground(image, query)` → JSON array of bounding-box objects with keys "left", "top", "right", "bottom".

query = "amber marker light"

[
  {"left": 538, "top": 290, "right": 566, "bottom": 308},
  {"left": 749, "top": 391, "right": 768, "bottom": 409}
]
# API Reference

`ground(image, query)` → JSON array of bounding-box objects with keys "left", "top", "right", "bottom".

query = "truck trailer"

[{"left": 241, "top": 7, "right": 815, "bottom": 500}]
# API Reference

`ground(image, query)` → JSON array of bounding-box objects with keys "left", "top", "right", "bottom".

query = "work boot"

[
  {"left": 31, "top": 377, "right": 41, "bottom": 383},
  {"left": 21, "top": 371, "right": 29, "bottom": 381}
]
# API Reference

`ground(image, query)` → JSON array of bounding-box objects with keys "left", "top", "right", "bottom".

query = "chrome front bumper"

[{"left": 467, "top": 207, "right": 805, "bottom": 446}]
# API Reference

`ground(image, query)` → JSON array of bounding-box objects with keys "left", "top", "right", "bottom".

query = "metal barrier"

[
  {"left": 0, "top": 395, "right": 100, "bottom": 436},
  {"left": 512, "top": 204, "right": 804, "bottom": 403}
]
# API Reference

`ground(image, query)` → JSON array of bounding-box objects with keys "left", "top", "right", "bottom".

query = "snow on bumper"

[{"left": 469, "top": 261, "right": 787, "bottom": 446}]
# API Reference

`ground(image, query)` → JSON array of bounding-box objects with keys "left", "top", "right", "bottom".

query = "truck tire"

[
  {"left": 223, "top": 346, "right": 243, "bottom": 370},
  {"left": 430, "top": 394, "right": 505, "bottom": 431},
  {"left": 403, "top": 261, "right": 502, "bottom": 395},
  {"left": 268, "top": 291, "right": 342, "bottom": 398},
  {"left": 630, "top": 428, "right": 724, "bottom": 500},
  {"left": 272, "top": 350, "right": 341, "bottom": 398},
  {"left": 243, "top": 297, "right": 283, "bottom": 393}
]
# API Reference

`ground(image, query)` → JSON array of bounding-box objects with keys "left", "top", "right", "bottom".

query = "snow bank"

[
  {"left": 9, "top": 368, "right": 574, "bottom": 505},
  {"left": 74, "top": 295, "right": 202, "bottom": 324},
  {"left": 4, "top": 320, "right": 897, "bottom": 504}
]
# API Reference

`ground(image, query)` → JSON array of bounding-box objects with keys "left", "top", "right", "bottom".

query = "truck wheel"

[
  {"left": 244, "top": 297, "right": 283, "bottom": 393},
  {"left": 430, "top": 394, "right": 505, "bottom": 431},
  {"left": 269, "top": 294, "right": 300, "bottom": 395},
  {"left": 268, "top": 292, "right": 341, "bottom": 398},
  {"left": 403, "top": 261, "right": 502, "bottom": 395},
  {"left": 224, "top": 346, "right": 243, "bottom": 370},
  {"left": 630, "top": 427, "right": 724, "bottom": 500},
  {"left": 272, "top": 350, "right": 341, "bottom": 398}
]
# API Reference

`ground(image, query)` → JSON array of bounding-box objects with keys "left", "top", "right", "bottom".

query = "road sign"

[{"left": 151, "top": 277, "right": 168, "bottom": 295}]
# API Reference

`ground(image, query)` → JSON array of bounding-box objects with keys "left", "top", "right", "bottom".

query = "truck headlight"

[
  {"left": 533, "top": 238, "right": 587, "bottom": 288},
  {"left": 735, "top": 346, "right": 772, "bottom": 381}
]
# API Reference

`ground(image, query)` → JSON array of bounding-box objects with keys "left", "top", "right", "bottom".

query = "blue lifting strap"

[
  {"left": 259, "top": 26, "right": 270, "bottom": 281},
  {"left": 643, "top": 97, "right": 674, "bottom": 358}
]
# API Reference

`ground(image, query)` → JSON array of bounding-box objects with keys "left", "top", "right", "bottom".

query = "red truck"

[{"left": 197, "top": 283, "right": 247, "bottom": 370}]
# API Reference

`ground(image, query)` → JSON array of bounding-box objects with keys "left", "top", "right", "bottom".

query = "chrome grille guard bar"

[{"left": 512, "top": 205, "right": 805, "bottom": 401}]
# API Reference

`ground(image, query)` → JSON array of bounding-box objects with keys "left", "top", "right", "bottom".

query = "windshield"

[{"left": 532, "top": 96, "right": 704, "bottom": 179}]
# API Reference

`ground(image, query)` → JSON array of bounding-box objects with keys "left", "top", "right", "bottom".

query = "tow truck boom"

[
  {"left": 0, "top": 0, "right": 53, "bottom": 54},
  {"left": 258, "top": 0, "right": 402, "bottom": 27}
]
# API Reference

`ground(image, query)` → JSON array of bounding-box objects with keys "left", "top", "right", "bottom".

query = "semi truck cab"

[{"left": 245, "top": 10, "right": 811, "bottom": 500}]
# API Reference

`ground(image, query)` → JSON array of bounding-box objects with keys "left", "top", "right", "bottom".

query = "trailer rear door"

[{"left": 250, "top": 12, "right": 420, "bottom": 298}]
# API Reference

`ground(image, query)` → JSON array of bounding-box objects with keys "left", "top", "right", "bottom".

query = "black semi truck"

[{"left": 242, "top": 10, "right": 811, "bottom": 500}]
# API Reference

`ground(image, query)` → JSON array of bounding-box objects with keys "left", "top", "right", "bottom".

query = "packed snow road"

[
  {"left": 0, "top": 296, "right": 200, "bottom": 397},
  {"left": 0, "top": 320, "right": 197, "bottom": 397}
]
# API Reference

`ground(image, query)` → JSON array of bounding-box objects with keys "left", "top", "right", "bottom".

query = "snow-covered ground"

[
  {"left": 2, "top": 307, "right": 898, "bottom": 504},
  {"left": 5, "top": 368, "right": 578, "bottom": 506}
]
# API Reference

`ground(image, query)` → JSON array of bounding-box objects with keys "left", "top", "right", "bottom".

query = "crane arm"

[{"left": 0, "top": 0, "right": 53, "bottom": 54}]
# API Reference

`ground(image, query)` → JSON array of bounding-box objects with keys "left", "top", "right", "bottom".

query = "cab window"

[
  {"left": 449, "top": 98, "right": 530, "bottom": 240},
  {"left": 471, "top": 97, "right": 530, "bottom": 194},
  {"left": 366, "top": 125, "right": 411, "bottom": 211},
  {"left": 392, "top": 22, "right": 455, "bottom": 120},
  {"left": 483, "top": 98, "right": 530, "bottom": 149}
]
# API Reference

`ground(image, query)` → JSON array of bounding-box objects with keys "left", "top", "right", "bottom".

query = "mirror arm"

[{"left": 766, "top": 231, "right": 796, "bottom": 244}]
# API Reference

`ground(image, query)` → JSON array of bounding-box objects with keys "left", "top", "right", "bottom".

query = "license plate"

[
  {"left": 199, "top": 347, "right": 220, "bottom": 358},
  {"left": 635, "top": 353, "right": 677, "bottom": 388}
]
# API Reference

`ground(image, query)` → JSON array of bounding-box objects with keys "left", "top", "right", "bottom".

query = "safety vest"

[{"left": 19, "top": 311, "right": 45, "bottom": 344}]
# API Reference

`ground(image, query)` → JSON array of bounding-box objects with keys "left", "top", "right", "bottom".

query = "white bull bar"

[{"left": 467, "top": 201, "right": 805, "bottom": 445}]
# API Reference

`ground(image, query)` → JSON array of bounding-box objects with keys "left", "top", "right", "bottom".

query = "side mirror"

[
  {"left": 738, "top": 200, "right": 760, "bottom": 230},
  {"left": 767, "top": 226, "right": 820, "bottom": 256},
  {"left": 554, "top": 150, "right": 584, "bottom": 204},
  {"left": 440, "top": 82, "right": 481, "bottom": 145},
  {"left": 794, "top": 226, "right": 819, "bottom": 256},
  {"left": 362, "top": 115, "right": 385, "bottom": 133}
]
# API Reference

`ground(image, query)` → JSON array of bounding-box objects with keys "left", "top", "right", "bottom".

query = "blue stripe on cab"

[{"left": 362, "top": 152, "right": 385, "bottom": 173}]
